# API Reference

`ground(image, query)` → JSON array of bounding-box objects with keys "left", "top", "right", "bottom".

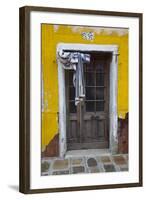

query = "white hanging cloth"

[{"left": 58, "top": 50, "right": 90, "bottom": 105}]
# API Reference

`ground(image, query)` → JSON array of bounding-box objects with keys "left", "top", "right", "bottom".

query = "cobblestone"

[
  {"left": 72, "top": 166, "right": 85, "bottom": 174},
  {"left": 87, "top": 158, "right": 97, "bottom": 167}
]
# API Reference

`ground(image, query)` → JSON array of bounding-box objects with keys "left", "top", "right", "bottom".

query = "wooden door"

[{"left": 66, "top": 53, "right": 110, "bottom": 150}]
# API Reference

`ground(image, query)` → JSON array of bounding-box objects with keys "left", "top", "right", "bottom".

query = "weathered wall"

[{"left": 41, "top": 24, "right": 128, "bottom": 152}]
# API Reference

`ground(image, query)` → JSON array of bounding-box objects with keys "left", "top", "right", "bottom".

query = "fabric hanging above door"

[{"left": 58, "top": 50, "right": 90, "bottom": 105}]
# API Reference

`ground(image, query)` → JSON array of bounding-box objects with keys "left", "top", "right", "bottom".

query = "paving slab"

[
  {"left": 72, "top": 166, "right": 85, "bottom": 174},
  {"left": 100, "top": 156, "right": 111, "bottom": 163},
  {"left": 71, "top": 158, "right": 83, "bottom": 165},
  {"left": 41, "top": 161, "right": 50, "bottom": 172},
  {"left": 52, "top": 170, "right": 70, "bottom": 175},
  {"left": 104, "top": 164, "right": 116, "bottom": 172},
  {"left": 112, "top": 155, "right": 127, "bottom": 165},
  {"left": 53, "top": 159, "right": 69, "bottom": 170},
  {"left": 120, "top": 166, "right": 128, "bottom": 171},
  {"left": 89, "top": 167, "right": 100, "bottom": 173}
]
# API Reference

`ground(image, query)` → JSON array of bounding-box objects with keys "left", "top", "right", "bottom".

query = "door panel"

[{"left": 66, "top": 53, "right": 110, "bottom": 150}]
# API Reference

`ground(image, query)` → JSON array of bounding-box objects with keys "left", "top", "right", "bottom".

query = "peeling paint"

[
  {"left": 67, "top": 26, "right": 128, "bottom": 36},
  {"left": 53, "top": 25, "right": 59, "bottom": 32},
  {"left": 118, "top": 112, "right": 128, "bottom": 119}
]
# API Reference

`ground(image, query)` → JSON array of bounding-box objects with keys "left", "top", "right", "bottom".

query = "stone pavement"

[{"left": 41, "top": 154, "right": 128, "bottom": 176}]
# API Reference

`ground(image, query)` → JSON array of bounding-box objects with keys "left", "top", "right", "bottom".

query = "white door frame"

[{"left": 57, "top": 43, "right": 118, "bottom": 157}]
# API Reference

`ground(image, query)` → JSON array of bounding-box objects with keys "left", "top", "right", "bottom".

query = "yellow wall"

[{"left": 41, "top": 24, "right": 128, "bottom": 150}]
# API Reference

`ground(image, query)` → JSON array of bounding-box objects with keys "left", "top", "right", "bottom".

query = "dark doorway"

[{"left": 65, "top": 53, "right": 111, "bottom": 150}]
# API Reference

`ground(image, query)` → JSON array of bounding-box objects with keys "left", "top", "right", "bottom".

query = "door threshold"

[{"left": 65, "top": 149, "right": 110, "bottom": 158}]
